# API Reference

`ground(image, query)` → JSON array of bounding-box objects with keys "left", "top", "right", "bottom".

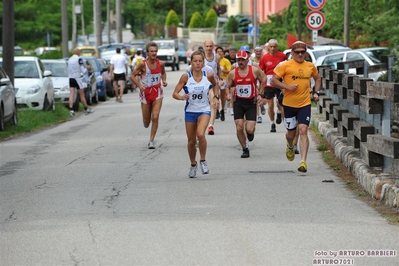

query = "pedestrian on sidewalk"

[
  {"left": 271, "top": 41, "right": 321, "bottom": 173},
  {"left": 172, "top": 51, "right": 220, "bottom": 178}
]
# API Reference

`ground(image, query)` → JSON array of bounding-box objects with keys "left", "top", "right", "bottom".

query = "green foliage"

[
  {"left": 165, "top": 9, "right": 180, "bottom": 26},
  {"left": 204, "top": 8, "right": 218, "bottom": 28},
  {"left": 259, "top": 13, "right": 288, "bottom": 50},
  {"left": 225, "top": 16, "right": 238, "bottom": 33},
  {"left": 188, "top": 11, "right": 204, "bottom": 28}
]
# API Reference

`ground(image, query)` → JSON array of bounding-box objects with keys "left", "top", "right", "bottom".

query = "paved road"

[{"left": 1, "top": 69, "right": 398, "bottom": 265}]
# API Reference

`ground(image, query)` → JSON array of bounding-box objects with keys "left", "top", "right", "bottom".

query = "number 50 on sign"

[{"left": 306, "top": 10, "right": 325, "bottom": 31}]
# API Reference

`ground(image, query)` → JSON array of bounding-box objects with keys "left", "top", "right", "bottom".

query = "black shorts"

[
  {"left": 263, "top": 87, "right": 282, "bottom": 100},
  {"left": 69, "top": 78, "right": 82, "bottom": 90},
  {"left": 113, "top": 73, "right": 126, "bottom": 81},
  {"left": 233, "top": 97, "right": 257, "bottom": 121}
]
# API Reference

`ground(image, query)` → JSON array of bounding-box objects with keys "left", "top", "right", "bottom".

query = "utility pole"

[
  {"left": 80, "top": 0, "right": 85, "bottom": 42},
  {"left": 61, "top": 0, "right": 69, "bottom": 57},
  {"left": 107, "top": 0, "right": 111, "bottom": 44},
  {"left": 2, "top": 0, "right": 15, "bottom": 83},
  {"left": 253, "top": 0, "right": 257, "bottom": 47},
  {"left": 72, "top": 0, "right": 77, "bottom": 48},
  {"left": 116, "top": 0, "right": 122, "bottom": 43},
  {"left": 297, "top": 0, "right": 302, "bottom": 41},
  {"left": 95, "top": 0, "right": 102, "bottom": 47},
  {"left": 344, "top": 0, "right": 350, "bottom": 46},
  {"left": 183, "top": 0, "right": 186, "bottom": 27}
]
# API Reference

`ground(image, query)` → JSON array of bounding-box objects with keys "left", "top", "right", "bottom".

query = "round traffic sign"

[
  {"left": 306, "top": 11, "right": 325, "bottom": 31},
  {"left": 306, "top": 0, "right": 326, "bottom": 11}
]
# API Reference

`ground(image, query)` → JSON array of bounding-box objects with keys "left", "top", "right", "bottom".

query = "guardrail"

[{"left": 317, "top": 56, "right": 399, "bottom": 179}]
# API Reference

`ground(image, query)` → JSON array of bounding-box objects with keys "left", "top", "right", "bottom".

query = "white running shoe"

[
  {"left": 148, "top": 141, "right": 155, "bottom": 149},
  {"left": 200, "top": 161, "right": 209, "bottom": 174},
  {"left": 69, "top": 110, "right": 75, "bottom": 116},
  {"left": 85, "top": 108, "right": 94, "bottom": 115},
  {"left": 188, "top": 163, "right": 197, "bottom": 178}
]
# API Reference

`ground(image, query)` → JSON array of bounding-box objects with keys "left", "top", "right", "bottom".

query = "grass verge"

[
  {"left": 310, "top": 121, "right": 399, "bottom": 225},
  {"left": 0, "top": 103, "right": 75, "bottom": 141}
]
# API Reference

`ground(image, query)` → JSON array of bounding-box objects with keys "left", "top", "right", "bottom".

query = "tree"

[
  {"left": 188, "top": 11, "right": 204, "bottom": 28},
  {"left": 165, "top": 10, "right": 180, "bottom": 26},
  {"left": 204, "top": 8, "right": 217, "bottom": 28},
  {"left": 225, "top": 16, "right": 238, "bottom": 33}
]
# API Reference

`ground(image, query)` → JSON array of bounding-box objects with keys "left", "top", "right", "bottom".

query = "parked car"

[
  {"left": 98, "top": 43, "right": 129, "bottom": 63},
  {"left": 0, "top": 56, "right": 55, "bottom": 111},
  {"left": 130, "top": 40, "right": 147, "bottom": 58},
  {"left": 0, "top": 66, "right": 17, "bottom": 131},
  {"left": 153, "top": 39, "right": 180, "bottom": 71},
  {"left": 42, "top": 59, "right": 80, "bottom": 111},
  {"left": 178, "top": 42, "right": 187, "bottom": 63},
  {"left": 284, "top": 44, "right": 352, "bottom": 64},
  {"left": 81, "top": 56, "right": 105, "bottom": 101},
  {"left": 356, "top": 47, "right": 390, "bottom": 61},
  {"left": 77, "top": 46, "right": 99, "bottom": 58},
  {"left": 315, "top": 50, "right": 386, "bottom": 81}
]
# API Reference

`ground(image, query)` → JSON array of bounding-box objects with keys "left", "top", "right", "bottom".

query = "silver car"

[{"left": 0, "top": 67, "right": 18, "bottom": 131}]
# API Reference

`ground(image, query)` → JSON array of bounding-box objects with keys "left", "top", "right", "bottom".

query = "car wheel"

[
  {"left": 85, "top": 87, "right": 92, "bottom": 105},
  {"left": 73, "top": 93, "right": 80, "bottom": 112},
  {"left": 92, "top": 88, "right": 98, "bottom": 104},
  {"left": 176, "top": 60, "right": 180, "bottom": 71},
  {"left": 12, "top": 102, "right": 18, "bottom": 126},
  {"left": 43, "top": 95, "right": 50, "bottom": 111},
  {"left": 171, "top": 60, "right": 175, "bottom": 71},
  {"left": 0, "top": 107, "right": 5, "bottom": 131}
]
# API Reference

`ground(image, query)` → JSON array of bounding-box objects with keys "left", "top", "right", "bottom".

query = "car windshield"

[
  {"left": 157, "top": 42, "right": 174, "bottom": 49},
  {"left": 363, "top": 49, "right": 390, "bottom": 61},
  {"left": 98, "top": 44, "right": 125, "bottom": 53},
  {"left": 43, "top": 62, "right": 68, "bottom": 77},
  {"left": 85, "top": 58, "right": 100, "bottom": 72},
  {"left": 14, "top": 61, "right": 40, "bottom": 78}
]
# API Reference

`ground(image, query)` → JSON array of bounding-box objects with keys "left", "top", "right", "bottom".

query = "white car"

[
  {"left": 42, "top": 59, "right": 80, "bottom": 111},
  {"left": 315, "top": 50, "right": 386, "bottom": 81},
  {"left": 0, "top": 66, "right": 17, "bottom": 131},
  {"left": 0, "top": 56, "right": 55, "bottom": 110}
]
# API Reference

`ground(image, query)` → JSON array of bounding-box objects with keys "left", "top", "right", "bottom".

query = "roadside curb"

[{"left": 314, "top": 116, "right": 399, "bottom": 209}]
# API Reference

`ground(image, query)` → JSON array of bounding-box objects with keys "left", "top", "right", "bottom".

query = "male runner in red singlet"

[
  {"left": 226, "top": 50, "right": 267, "bottom": 158},
  {"left": 130, "top": 41, "right": 167, "bottom": 149}
]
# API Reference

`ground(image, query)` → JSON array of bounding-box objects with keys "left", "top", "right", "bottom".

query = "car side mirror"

[{"left": 43, "top": 70, "right": 52, "bottom": 77}]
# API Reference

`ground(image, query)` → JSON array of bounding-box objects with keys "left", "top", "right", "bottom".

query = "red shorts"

[{"left": 140, "top": 86, "right": 164, "bottom": 104}]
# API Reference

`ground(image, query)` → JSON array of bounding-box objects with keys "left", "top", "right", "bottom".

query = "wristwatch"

[
  {"left": 314, "top": 90, "right": 320, "bottom": 95},
  {"left": 214, "top": 94, "right": 220, "bottom": 100}
]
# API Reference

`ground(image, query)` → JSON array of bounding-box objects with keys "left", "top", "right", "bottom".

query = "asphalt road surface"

[{"left": 1, "top": 68, "right": 398, "bottom": 266}]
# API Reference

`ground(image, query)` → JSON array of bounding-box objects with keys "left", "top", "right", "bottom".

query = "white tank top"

[
  {"left": 205, "top": 51, "right": 218, "bottom": 77},
  {"left": 183, "top": 71, "right": 212, "bottom": 113}
]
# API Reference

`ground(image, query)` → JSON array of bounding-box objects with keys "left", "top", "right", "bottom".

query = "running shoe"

[
  {"left": 220, "top": 110, "right": 225, "bottom": 121},
  {"left": 200, "top": 161, "right": 209, "bottom": 174},
  {"left": 270, "top": 123, "right": 276, "bottom": 132},
  {"left": 148, "top": 141, "right": 155, "bottom": 149},
  {"left": 257, "top": 116, "right": 262, "bottom": 123},
  {"left": 188, "top": 163, "right": 198, "bottom": 178},
  {"left": 119, "top": 98, "right": 123, "bottom": 103},
  {"left": 230, "top": 108, "right": 234, "bottom": 116},
  {"left": 294, "top": 144, "right": 300, "bottom": 154},
  {"left": 208, "top": 125, "right": 215, "bottom": 135},
  {"left": 276, "top": 112, "right": 282, "bottom": 124},
  {"left": 69, "top": 110, "right": 75, "bottom": 116},
  {"left": 260, "top": 105, "right": 266, "bottom": 115},
  {"left": 85, "top": 108, "right": 94, "bottom": 115},
  {"left": 286, "top": 145, "right": 295, "bottom": 161},
  {"left": 247, "top": 133, "right": 254, "bottom": 142},
  {"left": 216, "top": 110, "right": 220, "bottom": 119},
  {"left": 298, "top": 160, "right": 307, "bottom": 173},
  {"left": 241, "top": 148, "right": 250, "bottom": 158}
]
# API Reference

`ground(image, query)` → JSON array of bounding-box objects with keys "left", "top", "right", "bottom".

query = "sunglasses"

[{"left": 293, "top": 50, "right": 306, "bottom": 55}]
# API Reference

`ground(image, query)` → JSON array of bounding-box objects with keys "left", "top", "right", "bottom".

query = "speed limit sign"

[{"left": 306, "top": 11, "right": 325, "bottom": 31}]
